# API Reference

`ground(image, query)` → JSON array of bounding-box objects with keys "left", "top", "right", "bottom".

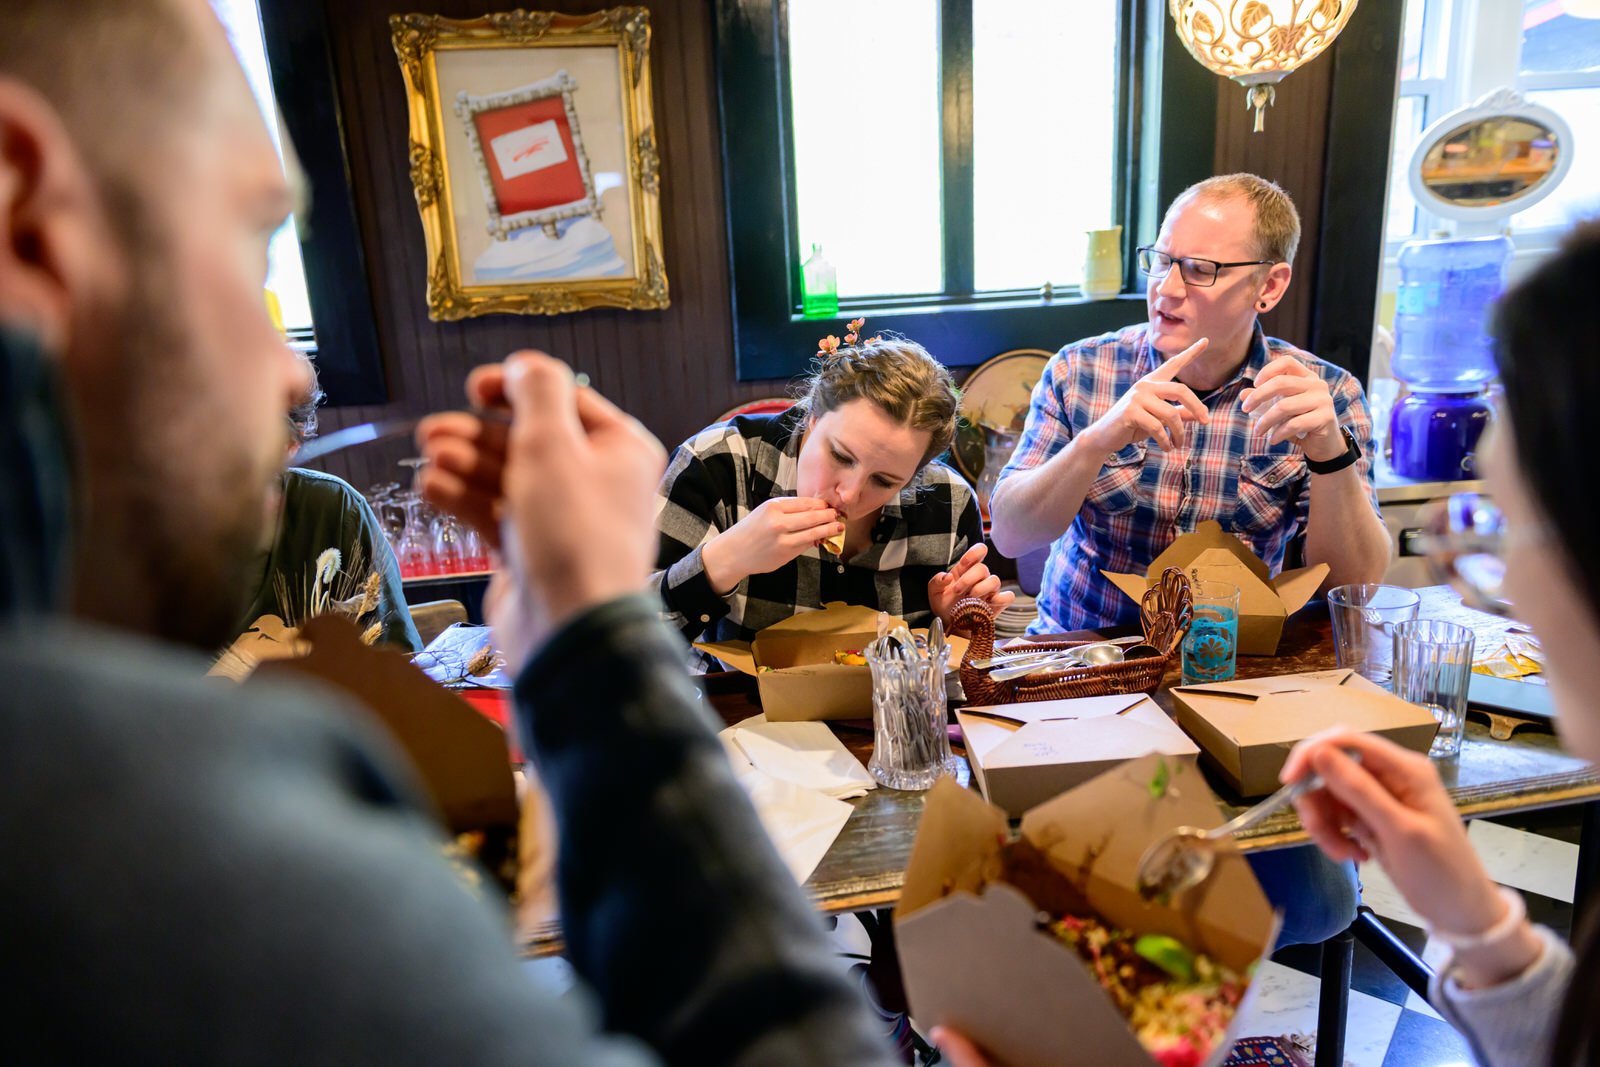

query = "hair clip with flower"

[{"left": 816, "top": 317, "right": 882, "bottom": 358}]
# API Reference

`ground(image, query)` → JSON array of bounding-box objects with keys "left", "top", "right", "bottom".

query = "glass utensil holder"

[{"left": 866, "top": 641, "right": 956, "bottom": 790}]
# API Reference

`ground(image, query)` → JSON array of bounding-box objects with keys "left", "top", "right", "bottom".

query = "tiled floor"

[{"left": 1228, "top": 808, "right": 1581, "bottom": 1066}]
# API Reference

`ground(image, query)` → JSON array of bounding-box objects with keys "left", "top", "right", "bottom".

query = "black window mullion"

[{"left": 939, "top": 0, "right": 975, "bottom": 298}]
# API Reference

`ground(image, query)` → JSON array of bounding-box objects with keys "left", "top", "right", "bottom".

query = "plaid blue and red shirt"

[{"left": 997, "top": 323, "right": 1380, "bottom": 634}]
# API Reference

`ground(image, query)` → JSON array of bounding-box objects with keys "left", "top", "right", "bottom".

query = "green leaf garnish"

[{"left": 1149, "top": 757, "right": 1171, "bottom": 799}]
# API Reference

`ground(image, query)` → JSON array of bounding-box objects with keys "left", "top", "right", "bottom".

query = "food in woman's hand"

[
  {"left": 833, "top": 649, "right": 868, "bottom": 666},
  {"left": 1048, "top": 915, "right": 1246, "bottom": 1067},
  {"left": 822, "top": 528, "right": 846, "bottom": 555}
]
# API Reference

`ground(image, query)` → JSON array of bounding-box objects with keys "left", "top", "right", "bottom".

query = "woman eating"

[{"left": 652, "top": 322, "right": 1012, "bottom": 661}]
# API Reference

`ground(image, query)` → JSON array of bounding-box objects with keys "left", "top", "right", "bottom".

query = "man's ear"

[
  {"left": 1256, "top": 261, "right": 1293, "bottom": 312},
  {"left": 0, "top": 77, "right": 104, "bottom": 354}
]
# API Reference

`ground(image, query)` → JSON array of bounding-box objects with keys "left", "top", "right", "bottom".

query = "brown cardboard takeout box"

[
  {"left": 894, "top": 754, "right": 1276, "bottom": 1067},
  {"left": 244, "top": 615, "right": 519, "bottom": 835},
  {"left": 956, "top": 694, "right": 1200, "bottom": 818},
  {"left": 1102, "top": 520, "right": 1328, "bottom": 656},
  {"left": 1169, "top": 668, "right": 1441, "bottom": 797},
  {"left": 695, "top": 601, "right": 966, "bottom": 722}
]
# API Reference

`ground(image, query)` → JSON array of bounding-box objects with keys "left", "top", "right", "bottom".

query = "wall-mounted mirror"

[{"left": 1408, "top": 88, "right": 1574, "bottom": 223}]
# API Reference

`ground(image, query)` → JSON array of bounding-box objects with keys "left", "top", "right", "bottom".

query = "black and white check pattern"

[
  {"left": 650, "top": 412, "right": 982, "bottom": 660},
  {"left": 1233, "top": 808, "right": 1582, "bottom": 1066}
]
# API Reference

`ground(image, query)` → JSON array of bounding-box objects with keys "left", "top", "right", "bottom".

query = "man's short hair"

[
  {"left": 1171, "top": 173, "right": 1302, "bottom": 266},
  {"left": 0, "top": 0, "right": 204, "bottom": 193}
]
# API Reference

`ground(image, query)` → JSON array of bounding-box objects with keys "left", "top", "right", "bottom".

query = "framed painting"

[{"left": 391, "top": 8, "right": 668, "bottom": 319}]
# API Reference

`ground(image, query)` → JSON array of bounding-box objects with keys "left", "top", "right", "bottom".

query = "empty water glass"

[
  {"left": 1392, "top": 619, "right": 1476, "bottom": 759},
  {"left": 1327, "top": 584, "right": 1421, "bottom": 688}
]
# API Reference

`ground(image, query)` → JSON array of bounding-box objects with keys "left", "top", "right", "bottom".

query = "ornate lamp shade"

[{"left": 1170, "top": 0, "right": 1361, "bottom": 131}]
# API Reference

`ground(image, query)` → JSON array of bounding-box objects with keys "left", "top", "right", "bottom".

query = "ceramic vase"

[{"left": 1082, "top": 225, "right": 1123, "bottom": 300}]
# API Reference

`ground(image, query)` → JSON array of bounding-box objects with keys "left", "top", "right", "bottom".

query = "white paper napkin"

[
  {"left": 715, "top": 714, "right": 874, "bottom": 885},
  {"left": 723, "top": 715, "right": 877, "bottom": 799}
]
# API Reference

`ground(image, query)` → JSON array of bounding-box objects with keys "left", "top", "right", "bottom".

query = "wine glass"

[
  {"left": 394, "top": 490, "right": 436, "bottom": 579},
  {"left": 431, "top": 512, "right": 469, "bottom": 575}
]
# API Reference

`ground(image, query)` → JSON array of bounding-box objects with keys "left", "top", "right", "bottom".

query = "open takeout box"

[
  {"left": 1102, "top": 521, "right": 1327, "bottom": 656},
  {"left": 695, "top": 601, "right": 967, "bottom": 722},
  {"left": 242, "top": 615, "right": 520, "bottom": 836},
  {"left": 957, "top": 694, "right": 1200, "bottom": 818},
  {"left": 1169, "top": 668, "right": 1441, "bottom": 796},
  {"left": 895, "top": 754, "right": 1276, "bottom": 1067}
]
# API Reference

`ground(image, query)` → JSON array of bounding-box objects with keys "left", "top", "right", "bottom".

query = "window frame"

[
  {"left": 1386, "top": 0, "right": 1600, "bottom": 258},
  {"left": 257, "top": 0, "right": 389, "bottom": 405},
  {"left": 713, "top": 0, "right": 1218, "bottom": 382}
]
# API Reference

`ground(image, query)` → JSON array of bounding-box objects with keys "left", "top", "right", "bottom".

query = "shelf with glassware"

[{"left": 364, "top": 479, "right": 491, "bottom": 582}]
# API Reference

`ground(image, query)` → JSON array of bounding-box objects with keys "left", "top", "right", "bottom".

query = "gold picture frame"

[{"left": 391, "top": 8, "right": 668, "bottom": 320}]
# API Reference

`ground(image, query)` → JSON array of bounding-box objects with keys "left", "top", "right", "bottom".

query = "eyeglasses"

[
  {"left": 1137, "top": 246, "right": 1276, "bottom": 288},
  {"left": 1413, "top": 493, "right": 1553, "bottom": 618}
]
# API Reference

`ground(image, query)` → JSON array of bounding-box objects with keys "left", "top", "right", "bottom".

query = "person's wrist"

[
  {"left": 537, "top": 561, "right": 650, "bottom": 637},
  {"left": 1431, "top": 885, "right": 1544, "bottom": 990},
  {"left": 1076, "top": 421, "right": 1119, "bottom": 459},
  {"left": 1301, "top": 425, "right": 1347, "bottom": 464},
  {"left": 1451, "top": 920, "right": 1544, "bottom": 990},
  {"left": 700, "top": 532, "right": 743, "bottom": 595}
]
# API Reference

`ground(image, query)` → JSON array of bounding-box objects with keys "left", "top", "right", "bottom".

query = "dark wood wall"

[
  {"left": 308, "top": 0, "right": 1352, "bottom": 490},
  {"left": 313, "top": 0, "right": 771, "bottom": 489},
  {"left": 1214, "top": 66, "right": 1336, "bottom": 353}
]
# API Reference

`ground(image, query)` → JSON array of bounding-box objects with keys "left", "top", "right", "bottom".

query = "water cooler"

[{"left": 1387, "top": 235, "right": 1510, "bottom": 481}]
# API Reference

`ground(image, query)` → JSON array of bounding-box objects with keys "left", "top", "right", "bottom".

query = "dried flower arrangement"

[{"left": 269, "top": 545, "right": 387, "bottom": 646}]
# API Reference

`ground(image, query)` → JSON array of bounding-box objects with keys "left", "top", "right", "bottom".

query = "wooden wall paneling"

[
  {"left": 1212, "top": 61, "right": 1335, "bottom": 353},
  {"left": 296, "top": 0, "right": 1369, "bottom": 492},
  {"left": 303, "top": 0, "right": 772, "bottom": 492}
]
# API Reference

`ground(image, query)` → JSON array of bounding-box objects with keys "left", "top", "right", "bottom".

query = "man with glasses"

[
  {"left": 988, "top": 174, "right": 1391, "bottom": 950},
  {"left": 989, "top": 173, "right": 1390, "bottom": 636}
]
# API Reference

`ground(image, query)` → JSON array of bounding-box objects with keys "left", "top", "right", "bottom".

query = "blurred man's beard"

[{"left": 68, "top": 210, "right": 274, "bottom": 651}]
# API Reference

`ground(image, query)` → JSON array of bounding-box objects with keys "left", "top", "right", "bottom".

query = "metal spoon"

[
  {"left": 1135, "top": 754, "right": 1359, "bottom": 899},
  {"left": 969, "top": 635, "right": 1146, "bottom": 671}
]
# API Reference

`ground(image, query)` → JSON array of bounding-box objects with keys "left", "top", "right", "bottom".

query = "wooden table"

[{"left": 521, "top": 585, "right": 1600, "bottom": 955}]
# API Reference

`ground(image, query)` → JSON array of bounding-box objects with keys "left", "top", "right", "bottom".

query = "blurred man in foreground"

[{"left": 0, "top": 1, "right": 893, "bottom": 1061}]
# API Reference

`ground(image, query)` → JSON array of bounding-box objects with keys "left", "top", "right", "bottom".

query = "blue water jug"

[{"left": 1392, "top": 235, "right": 1511, "bottom": 392}]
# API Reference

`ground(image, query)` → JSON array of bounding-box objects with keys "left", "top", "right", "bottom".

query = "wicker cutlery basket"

[{"left": 952, "top": 567, "right": 1193, "bottom": 705}]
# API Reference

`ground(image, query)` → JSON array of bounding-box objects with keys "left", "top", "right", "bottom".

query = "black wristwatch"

[{"left": 1306, "top": 426, "right": 1362, "bottom": 475}]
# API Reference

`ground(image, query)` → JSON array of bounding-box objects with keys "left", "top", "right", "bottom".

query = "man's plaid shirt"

[
  {"left": 997, "top": 323, "right": 1380, "bottom": 634},
  {"left": 652, "top": 411, "right": 982, "bottom": 657}
]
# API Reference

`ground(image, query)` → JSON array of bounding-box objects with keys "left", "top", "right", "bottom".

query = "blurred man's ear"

[{"left": 0, "top": 78, "right": 104, "bottom": 355}]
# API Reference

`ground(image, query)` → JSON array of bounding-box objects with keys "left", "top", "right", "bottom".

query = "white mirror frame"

[{"left": 1407, "top": 87, "right": 1575, "bottom": 224}]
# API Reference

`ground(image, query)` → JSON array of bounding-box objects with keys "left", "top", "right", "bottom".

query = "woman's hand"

[
  {"left": 701, "top": 497, "right": 842, "bottom": 594},
  {"left": 1283, "top": 729, "right": 1543, "bottom": 987},
  {"left": 928, "top": 543, "right": 1014, "bottom": 628},
  {"left": 929, "top": 1027, "right": 991, "bottom": 1067}
]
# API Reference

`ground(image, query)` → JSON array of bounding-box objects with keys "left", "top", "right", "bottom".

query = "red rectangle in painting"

[{"left": 472, "top": 96, "right": 586, "bottom": 216}]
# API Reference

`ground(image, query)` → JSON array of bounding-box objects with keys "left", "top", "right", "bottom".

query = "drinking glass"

[
  {"left": 1327, "top": 584, "right": 1421, "bottom": 688},
  {"left": 431, "top": 513, "right": 469, "bottom": 574},
  {"left": 1392, "top": 619, "right": 1476, "bottom": 759},
  {"left": 1182, "top": 580, "right": 1240, "bottom": 684},
  {"left": 394, "top": 491, "right": 436, "bottom": 579}
]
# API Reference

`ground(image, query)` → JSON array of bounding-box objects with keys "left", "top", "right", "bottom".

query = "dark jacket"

[{"left": 0, "top": 328, "right": 894, "bottom": 1065}]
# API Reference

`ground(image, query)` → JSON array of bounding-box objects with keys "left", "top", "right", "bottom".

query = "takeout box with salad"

[
  {"left": 894, "top": 753, "right": 1276, "bottom": 1067},
  {"left": 695, "top": 601, "right": 966, "bottom": 721}
]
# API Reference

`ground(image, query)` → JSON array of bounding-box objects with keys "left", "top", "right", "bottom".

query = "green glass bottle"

[{"left": 801, "top": 243, "right": 838, "bottom": 318}]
